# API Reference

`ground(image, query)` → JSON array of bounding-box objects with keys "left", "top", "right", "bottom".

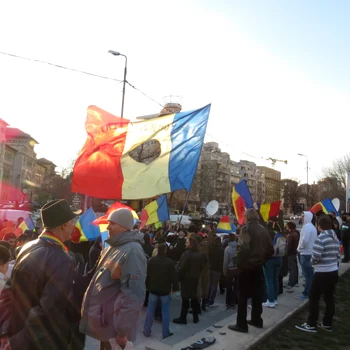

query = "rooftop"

[{"left": 5, "top": 128, "right": 39, "bottom": 144}]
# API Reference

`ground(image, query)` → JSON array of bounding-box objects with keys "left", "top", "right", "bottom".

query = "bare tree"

[
  {"left": 323, "top": 153, "right": 350, "bottom": 189},
  {"left": 281, "top": 180, "right": 300, "bottom": 214}
]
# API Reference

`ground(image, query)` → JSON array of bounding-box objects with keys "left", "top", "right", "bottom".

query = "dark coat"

[
  {"left": 169, "top": 237, "right": 186, "bottom": 262},
  {"left": 178, "top": 249, "right": 207, "bottom": 299},
  {"left": 236, "top": 220, "right": 274, "bottom": 270},
  {"left": 0, "top": 238, "right": 75, "bottom": 350},
  {"left": 146, "top": 255, "right": 176, "bottom": 295},
  {"left": 208, "top": 244, "right": 224, "bottom": 272},
  {"left": 287, "top": 229, "right": 300, "bottom": 256}
]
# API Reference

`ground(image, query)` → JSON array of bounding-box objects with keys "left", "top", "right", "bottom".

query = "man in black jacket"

[
  {"left": 0, "top": 199, "right": 81, "bottom": 350},
  {"left": 143, "top": 243, "right": 176, "bottom": 339},
  {"left": 228, "top": 208, "right": 274, "bottom": 333}
]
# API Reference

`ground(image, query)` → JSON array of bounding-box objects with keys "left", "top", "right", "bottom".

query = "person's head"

[
  {"left": 178, "top": 230, "right": 185, "bottom": 239},
  {"left": 286, "top": 221, "right": 296, "bottom": 232},
  {"left": 185, "top": 233, "right": 200, "bottom": 250},
  {"left": 143, "top": 233, "right": 151, "bottom": 245},
  {"left": 214, "top": 236, "right": 221, "bottom": 245},
  {"left": 157, "top": 243, "right": 167, "bottom": 256},
  {"left": 41, "top": 199, "right": 82, "bottom": 242},
  {"left": 228, "top": 233, "right": 237, "bottom": 242},
  {"left": 17, "top": 233, "right": 29, "bottom": 247},
  {"left": 244, "top": 208, "right": 259, "bottom": 223},
  {"left": 341, "top": 215, "right": 348, "bottom": 222},
  {"left": 106, "top": 208, "right": 134, "bottom": 237},
  {"left": 317, "top": 215, "right": 332, "bottom": 232},
  {"left": 4, "top": 232, "right": 16, "bottom": 249},
  {"left": 329, "top": 211, "right": 336, "bottom": 218},
  {"left": 0, "top": 245, "right": 10, "bottom": 275}
]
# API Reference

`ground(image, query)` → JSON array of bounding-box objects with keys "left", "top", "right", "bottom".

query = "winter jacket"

[
  {"left": 0, "top": 238, "right": 75, "bottom": 350},
  {"left": 297, "top": 211, "right": 317, "bottom": 255},
  {"left": 236, "top": 220, "right": 274, "bottom": 270},
  {"left": 80, "top": 230, "right": 146, "bottom": 342},
  {"left": 208, "top": 244, "right": 224, "bottom": 272},
  {"left": 146, "top": 255, "right": 176, "bottom": 296},
  {"left": 223, "top": 241, "right": 237, "bottom": 275},
  {"left": 287, "top": 229, "right": 300, "bottom": 255},
  {"left": 169, "top": 237, "right": 186, "bottom": 262},
  {"left": 178, "top": 249, "right": 207, "bottom": 299}
]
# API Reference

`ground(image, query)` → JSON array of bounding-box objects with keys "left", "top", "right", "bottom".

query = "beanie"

[{"left": 107, "top": 208, "right": 134, "bottom": 231}]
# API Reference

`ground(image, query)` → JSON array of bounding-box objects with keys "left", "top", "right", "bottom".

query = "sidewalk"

[{"left": 85, "top": 262, "right": 350, "bottom": 350}]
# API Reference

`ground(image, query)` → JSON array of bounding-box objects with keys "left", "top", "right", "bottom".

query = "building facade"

[
  {"left": 237, "top": 160, "right": 257, "bottom": 201},
  {"left": 0, "top": 119, "right": 9, "bottom": 199},
  {"left": 256, "top": 166, "right": 281, "bottom": 202}
]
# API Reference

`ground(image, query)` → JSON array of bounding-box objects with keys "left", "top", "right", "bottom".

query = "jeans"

[
  {"left": 207, "top": 270, "right": 221, "bottom": 304},
  {"left": 288, "top": 255, "right": 299, "bottom": 287},
  {"left": 263, "top": 258, "right": 282, "bottom": 303},
  {"left": 300, "top": 254, "right": 314, "bottom": 297},
  {"left": 307, "top": 271, "right": 338, "bottom": 327},
  {"left": 236, "top": 268, "right": 264, "bottom": 329},
  {"left": 144, "top": 293, "right": 171, "bottom": 338}
]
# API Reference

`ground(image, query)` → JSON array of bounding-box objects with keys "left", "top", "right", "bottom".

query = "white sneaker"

[
  {"left": 274, "top": 300, "right": 278, "bottom": 305},
  {"left": 262, "top": 301, "right": 276, "bottom": 308}
]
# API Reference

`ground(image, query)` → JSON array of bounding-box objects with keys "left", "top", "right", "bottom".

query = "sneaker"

[
  {"left": 317, "top": 322, "right": 332, "bottom": 332},
  {"left": 295, "top": 294, "right": 308, "bottom": 300},
  {"left": 248, "top": 304, "right": 252, "bottom": 309},
  {"left": 208, "top": 303, "right": 219, "bottom": 308},
  {"left": 295, "top": 323, "right": 317, "bottom": 333},
  {"left": 247, "top": 320, "right": 263, "bottom": 328},
  {"left": 274, "top": 300, "right": 278, "bottom": 305},
  {"left": 262, "top": 301, "right": 276, "bottom": 308}
]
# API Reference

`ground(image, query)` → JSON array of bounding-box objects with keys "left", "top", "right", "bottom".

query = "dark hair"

[
  {"left": 4, "top": 232, "right": 16, "bottom": 241},
  {"left": 0, "top": 245, "right": 10, "bottom": 265},
  {"left": 0, "top": 241, "right": 11, "bottom": 250},
  {"left": 214, "top": 236, "right": 221, "bottom": 245},
  {"left": 143, "top": 233, "right": 151, "bottom": 245},
  {"left": 228, "top": 234, "right": 236, "bottom": 242},
  {"left": 318, "top": 215, "right": 332, "bottom": 230},
  {"left": 341, "top": 215, "right": 347, "bottom": 222},
  {"left": 286, "top": 221, "right": 296, "bottom": 230},
  {"left": 187, "top": 233, "right": 200, "bottom": 250},
  {"left": 157, "top": 243, "right": 167, "bottom": 256},
  {"left": 156, "top": 235, "right": 166, "bottom": 244},
  {"left": 17, "top": 234, "right": 29, "bottom": 243}
]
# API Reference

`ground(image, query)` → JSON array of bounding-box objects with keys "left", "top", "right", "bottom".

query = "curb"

[{"left": 245, "top": 266, "right": 350, "bottom": 350}]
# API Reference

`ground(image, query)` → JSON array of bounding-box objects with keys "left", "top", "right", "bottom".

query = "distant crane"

[{"left": 265, "top": 157, "right": 288, "bottom": 166}]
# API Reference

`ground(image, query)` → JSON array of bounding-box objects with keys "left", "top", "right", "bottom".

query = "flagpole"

[{"left": 177, "top": 191, "right": 191, "bottom": 230}]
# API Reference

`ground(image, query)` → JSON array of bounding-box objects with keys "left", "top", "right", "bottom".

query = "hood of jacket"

[
  {"left": 106, "top": 230, "right": 144, "bottom": 247},
  {"left": 303, "top": 211, "right": 313, "bottom": 225}
]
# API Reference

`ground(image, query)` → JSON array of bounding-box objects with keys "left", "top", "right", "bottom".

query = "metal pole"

[
  {"left": 306, "top": 158, "right": 309, "bottom": 208},
  {"left": 121, "top": 55, "right": 127, "bottom": 118}
]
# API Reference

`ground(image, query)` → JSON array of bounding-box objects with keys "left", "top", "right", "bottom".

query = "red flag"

[{"left": 139, "top": 209, "right": 148, "bottom": 230}]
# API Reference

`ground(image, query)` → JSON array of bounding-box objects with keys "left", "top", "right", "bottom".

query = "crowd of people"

[{"left": 0, "top": 200, "right": 349, "bottom": 349}]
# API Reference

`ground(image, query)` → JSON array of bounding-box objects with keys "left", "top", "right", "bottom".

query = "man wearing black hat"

[{"left": 0, "top": 199, "right": 81, "bottom": 350}]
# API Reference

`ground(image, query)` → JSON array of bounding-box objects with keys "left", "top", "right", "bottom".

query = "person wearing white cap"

[{"left": 80, "top": 208, "right": 146, "bottom": 350}]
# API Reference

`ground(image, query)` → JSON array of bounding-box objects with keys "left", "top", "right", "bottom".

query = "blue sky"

[{"left": 0, "top": 0, "right": 349, "bottom": 186}]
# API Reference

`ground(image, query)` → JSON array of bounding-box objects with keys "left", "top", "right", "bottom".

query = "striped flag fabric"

[
  {"left": 140, "top": 195, "right": 169, "bottom": 230},
  {"left": 259, "top": 201, "right": 282, "bottom": 222},
  {"left": 216, "top": 215, "right": 237, "bottom": 233},
  {"left": 18, "top": 216, "right": 35, "bottom": 232},
  {"left": 72, "top": 104, "right": 211, "bottom": 199},
  {"left": 75, "top": 207, "right": 100, "bottom": 242},
  {"left": 310, "top": 198, "right": 338, "bottom": 216},
  {"left": 232, "top": 180, "right": 254, "bottom": 225}
]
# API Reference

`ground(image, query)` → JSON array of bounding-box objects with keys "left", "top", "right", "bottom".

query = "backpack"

[{"left": 273, "top": 232, "right": 287, "bottom": 257}]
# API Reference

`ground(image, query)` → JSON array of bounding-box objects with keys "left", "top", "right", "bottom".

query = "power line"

[{"left": 0, "top": 51, "right": 123, "bottom": 82}]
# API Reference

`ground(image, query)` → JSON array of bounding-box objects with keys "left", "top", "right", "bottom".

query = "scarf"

[{"left": 39, "top": 231, "right": 68, "bottom": 253}]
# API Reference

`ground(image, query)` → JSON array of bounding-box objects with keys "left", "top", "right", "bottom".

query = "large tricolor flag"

[
  {"left": 310, "top": 198, "right": 338, "bottom": 216},
  {"left": 140, "top": 195, "right": 169, "bottom": 230},
  {"left": 72, "top": 104, "right": 211, "bottom": 199},
  {"left": 232, "top": 180, "right": 254, "bottom": 225},
  {"left": 259, "top": 201, "right": 282, "bottom": 222},
  {"left": 216, "top": 215, "right": 237, "bottom": 233},
  {"left": 75, "top": 207, "right": 100, "bottom": 242}
]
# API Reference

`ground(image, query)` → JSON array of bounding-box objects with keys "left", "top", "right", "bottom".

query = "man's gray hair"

[{"left": 244, "top": 208, "right": 259, "bottom": 222}]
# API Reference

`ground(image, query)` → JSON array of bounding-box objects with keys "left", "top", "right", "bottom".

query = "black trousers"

[
  {"left": 343, "top": 234, "right": 350, "bottom": 261},
  {"left": 236, "top": 267, "right": 264, "bottom": 329},
  {"left": 307, "top": 271, "right": 338, "bottom": 327},
  {"left": 226, "top": 270, "right": 237, "bottom": 306}
]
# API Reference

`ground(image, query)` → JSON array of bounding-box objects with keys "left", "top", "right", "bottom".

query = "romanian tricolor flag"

[
  {"left": 232, "top": 180, "right": 254, "bottom": 225},
  {"left": 259, "top": 201, "right": 282, "bottom": 222},
  {"left": 18, "top": 216, "right": 35, "bottom": 232},
  {"left": 310, "top": 198, "right": 338, "bottom": 216},
  {"left": 216, "top": 215, "right": 237, "bottom": 233},
  {"left": 75, "top": 207, "right": 100, "bottom": 242},
  {"left": 140, "top": 195, "right": 169, "bottom": 230},
  {"left": 72, "top": 104, "right": 210, "bottom": 199}
]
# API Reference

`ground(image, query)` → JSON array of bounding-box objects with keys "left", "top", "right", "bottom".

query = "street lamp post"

[
  {"left": 108, "top": 50, "right": 127, "bottom": 118},
  {"left": 298, "top": 153, "right": 309, "bottom": 208}
]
